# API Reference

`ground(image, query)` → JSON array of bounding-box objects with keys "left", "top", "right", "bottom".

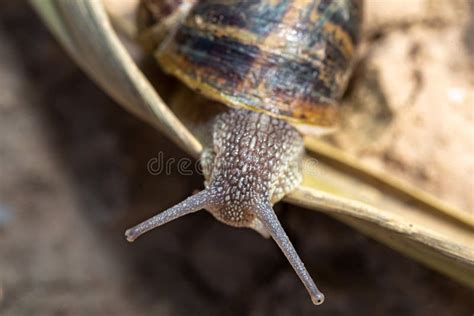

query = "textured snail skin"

[{"left": 204, "top": 109, "right": 304, "bottom": 229}]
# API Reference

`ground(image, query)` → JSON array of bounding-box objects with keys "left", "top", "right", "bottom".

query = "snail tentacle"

[
  {"left": 255, "top": 201, "right": 325, "bottom": 305},
  {"left": 125, "top": 189, "right": 211, "bottom": 242}
]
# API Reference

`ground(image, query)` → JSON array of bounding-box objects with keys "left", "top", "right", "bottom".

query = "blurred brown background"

[{"left": 0, "top": 1, "right": 473, "bottom": 315}]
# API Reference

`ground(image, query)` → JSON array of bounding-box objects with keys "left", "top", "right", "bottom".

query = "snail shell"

[{"left": 155, "top": 0, "right": 362, "bottom": 133}]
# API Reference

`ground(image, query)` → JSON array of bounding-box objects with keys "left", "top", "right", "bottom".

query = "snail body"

[{"left": 126, "top": 0, "right": 362, "bottom": 305}]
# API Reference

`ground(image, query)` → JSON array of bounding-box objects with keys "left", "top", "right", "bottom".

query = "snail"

[{"left": 125, "top": 0, "right": 362, "bottom": 305}]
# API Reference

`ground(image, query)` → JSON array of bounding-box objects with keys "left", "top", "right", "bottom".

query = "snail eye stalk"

[
  {"left": 255, "top": 201, "right": 325, "bottom": 305},
  {"left": 125, "top": 190, "right": 210, "bottom": 242}
]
